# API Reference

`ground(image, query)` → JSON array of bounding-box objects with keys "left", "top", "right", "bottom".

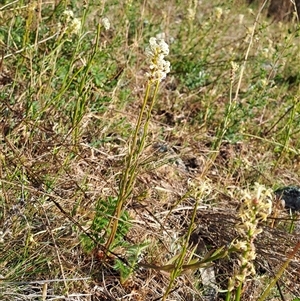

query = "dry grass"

[{"left": 1, "top": 0, "right": 300, "bottom": 300}]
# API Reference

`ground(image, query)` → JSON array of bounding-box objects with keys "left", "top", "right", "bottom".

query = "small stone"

[{"left": 274, "top": 186, "right": 300, "bottom": 211}]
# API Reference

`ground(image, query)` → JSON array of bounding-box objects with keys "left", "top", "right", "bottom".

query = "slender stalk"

[
  {"left": 104, "top": 80, "right": 154, "bottom": 252},
  {"left": 235, "top": 284, "right": 242, "bottom": 301},
  {"left": 273, "top": 97, "right": 296, "bottom": 170},
  {"left": 162, "top": 188, "right": 200, "bottom": 301},
  {"left": 104, "top": 35, "right": 170, "bottom": 260},
  {"left": 233, "top": 0, "right": 268, "bottom": 102},
  {"left": 203, "top": 64, "right": 236, "bottom": 176},
  {"left": 72, "top": 22, "right": 101, "bottom": 146},
  {"left": 225, "top": 290, "right": 230, "bottom": 301}
]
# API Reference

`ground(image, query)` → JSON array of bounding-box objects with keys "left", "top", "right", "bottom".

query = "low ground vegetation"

[{"left": 0, "top": 0, "right": 300, "bottom": 300}]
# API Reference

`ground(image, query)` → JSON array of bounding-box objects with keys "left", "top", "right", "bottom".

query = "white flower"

[
  {"left": 62, "top": 10, "right": 74, "bottom": 22},
  {"left": 101, "top": 17, "right": 110, "bottom": 31},
  {"left": 145, "top": 37, "right": 170, "bottom": 82},
  {"left": 61, "top": 10, "right": 81, "bottom": 36},
  {"left": 68, "top": 18, "right": 81, "bottom": 35},
  {"left": 232, "top": 240, "right": 248, "bottom": 251},
  {"left": 187, "top": 8, "right": 196, "bottom": 21},
  {"left": 155, "top": 32, "right": 165, "bottom": 40},
  {"left": 215, "top": 7, "right": 223, "bottom": 20}
]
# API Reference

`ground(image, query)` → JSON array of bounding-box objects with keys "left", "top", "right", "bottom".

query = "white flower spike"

[
  {"left": 146, "top": 37, "right": 170, "bottom": 82},
  {"left": 101, "top": 17, "right": 110, "bottom": 31}
]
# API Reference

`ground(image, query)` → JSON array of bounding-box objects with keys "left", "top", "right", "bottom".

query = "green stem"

[
  {"left": 225, "top": 291, "right": 231, "bottom": 301},
  {"left": 235, "top": 283, "right": 242, "bottom": 301},
  {"left": 162, "top": 190, "right": 200, "bottom": 300},
  {"left": 105, "top": 80, "right": 155, "bottom": 252},
  {"left": 72, "top": 22, "right": 101, "bottom": 146}
]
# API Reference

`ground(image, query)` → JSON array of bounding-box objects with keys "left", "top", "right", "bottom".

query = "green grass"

[{"left": 1, "top": 0, "right": 300, "bottom": 300}]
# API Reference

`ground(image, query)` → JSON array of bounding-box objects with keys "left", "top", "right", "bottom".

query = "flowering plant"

[
  {"left": 105, "top": 37, "right": 170, "bottom": 258},
  {"left": 146, "top": 37, "right": 170, "bottom": 82},
  {"left": 226, "top": 183, "right": 273, "bottom": 301}
]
